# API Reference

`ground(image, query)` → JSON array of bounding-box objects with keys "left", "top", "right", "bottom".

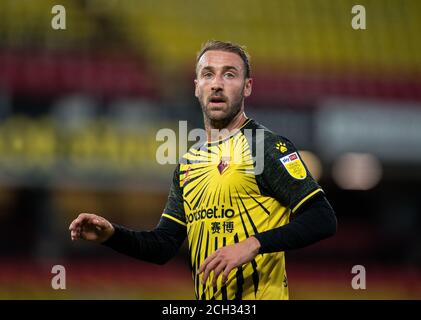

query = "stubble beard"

[{"left": 200, "top": 90, "right": 244, "bottom": 130}]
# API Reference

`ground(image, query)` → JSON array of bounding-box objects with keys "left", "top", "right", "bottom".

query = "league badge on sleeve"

[{"left": 279, "top": 152, "right": 307, "bottom": 180}]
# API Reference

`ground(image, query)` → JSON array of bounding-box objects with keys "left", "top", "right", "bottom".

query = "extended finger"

[
  {"left": 221, "top": 264, "right": 235, "bottom": 284},
  {"left": 202, "top": 257, "right": 223, "bottom": 285},
  {"left": 69, "top": 214, "right": 89, "bottom": 230},
  {"left": 69, "top": 219, "right": 80, "bottom": 231},
  {"left": 92, "top": 218, "right": 108, "bottom": 229},
  {"left": 70, "top": 213, "right": 95, "bottom": 230},
  {"left": 71, "top": 229, "right": 79, "bottom": 241},
  {"left": 212, "top": 262, "right": 226, "bottom": 287},
  {"left": 198, "top": 252, "right": 217, "bottom": 274}
]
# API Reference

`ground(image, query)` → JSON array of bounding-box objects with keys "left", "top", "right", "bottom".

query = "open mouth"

[{"left": 208, "top": 96, "right": 227, "bottom": 106}]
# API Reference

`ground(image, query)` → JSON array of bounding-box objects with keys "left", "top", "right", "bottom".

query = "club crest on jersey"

[
  {"left": 217, "top": 157, "right": 230, "bottom": 174},
  {"left": 279, "top": 152, "right": 307, "bottom": 180}
]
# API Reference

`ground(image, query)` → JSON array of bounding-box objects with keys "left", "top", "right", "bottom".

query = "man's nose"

[{"left": 211, "top": 75, "right": 224, "bottom": 91}]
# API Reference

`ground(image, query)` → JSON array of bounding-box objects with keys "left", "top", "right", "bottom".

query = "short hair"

[{"left": 196, "top": 40, "right": 251, "bottom": 78}]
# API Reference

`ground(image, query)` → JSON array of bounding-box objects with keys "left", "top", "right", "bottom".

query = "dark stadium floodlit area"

[{"left": 0, "top": 0, "right": 421, "bottom": 299}]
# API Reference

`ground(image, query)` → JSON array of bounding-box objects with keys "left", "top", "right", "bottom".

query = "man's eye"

[
  {"left": 225, "top": 73, "right": 235, "bottom": 78},
  {"left": 203, "top": 73, "right": 213, "bottom": 79}
]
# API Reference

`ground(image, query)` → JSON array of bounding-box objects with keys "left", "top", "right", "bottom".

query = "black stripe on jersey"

[
  {"left": 212, "top": 237, "right": 219, "bottom": 300},
  {"left": 183, "top": 169, "right": 213, "bottom": 192},
  {"left": 187, "top": 225, "right": 195, "bottom": 274},
  {"left": 180, "top": 165, "right": 207, "bottom": 174},
  {"left": 198, "top": 223, "right": 206, "bottom": 300},
  {"left": 210, "top": 183, "right": 219, "bottom": 206},
  {"left": 205, "top": 192, "right": 211, "bottom": 207},
  {"left": 236, "top": 187, "right": 259, "bottom": 234},
  {"left": 251, "top": 259, "right": 260, "bottom": 297},
  {"left": 197, "top": 145, "right": 219, "bottom": 155},
  {"left": 228, "top": 185, "right": 233, "bottom": 207},
  {"left": 192, "top": 180, "right": 211, "bottom": 209},
  {"left": 234, "top": 135, "right": 240, "bottom": 149},
  {"left": 221, "top": 237, "right": 228, "bottom": 300},
  {"left": 238, "top": 168, "right": 254, "bottom": 176},
  {"left": 217, "top": 184, "right": 222, "bottom": 205},
  {"left": 193, "top": 222, "right": 204, "bottom": 299},
  {"left": 242, "top": 174, "right": 257, "bottom": 185},
  {"left": 242, "top": 149, "right": 252, "bottom": 160},
  {"left": 184, "top": 199, "right": 192, "bottom": 211},
  {"left": 194, "top": 268, "right": 199, "bottom": 299},
  {"left": 233, "top": 191, "right": 261, "bottom": 296},
  {"left": 201, "top": 230, "right": 210, "bottom": 301},
  {"left": 211, "top": 284, "right": 217, "bottom": 300},
  {"left": 209, "top": 236, "right": 229, "bottom": 300},
  {"left": 187, "top": 149, "right": 199, "bottom": 158},
  {"left": 242, "top": 185, "right": 270, "bottom": 215},
  {"left": 187, "top": 229, "right": 193, "bottom": 261},
  {"left": 205, "top": 184, "right": 215, "bottom": 207},
  {"left": 235, "top": 195, "right": 250, "bottom": 238},
  {"left": 183, "top": 159, "right": 209, "bottom": 165},
  {"left": 189, "top": 174, "right": 211, "bottom": 203},
  {"left": 234, "top": 233, "right": 244, "bottom": 300},
  {"left": 182, "top": 168, "right": 210, "bottom": 189},
  {"left": 184, "top": 173, "right": 209, "bottom": 197},
  {"left": 211, "top": 237, "right": 220, "bottom": 300},
  {"left": 204, "top": 230, "right": 210, "bottom": 265}
]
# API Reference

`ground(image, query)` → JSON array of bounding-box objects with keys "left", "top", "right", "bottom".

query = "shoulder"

[{"left": 243, "top": 119, "right": 294, "bottom": 151}]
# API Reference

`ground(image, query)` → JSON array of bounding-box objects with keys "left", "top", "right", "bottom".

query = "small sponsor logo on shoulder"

[{"left": 279, "top": 152, "right": 307, "bottom": 180}]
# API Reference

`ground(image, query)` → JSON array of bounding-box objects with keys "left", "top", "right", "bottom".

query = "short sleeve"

[
  {"left": 162, "top": 164, "right": 187, "bottom": 226},
  {"left": 260, "top": 132, "right": 323, "bottom": 213}
]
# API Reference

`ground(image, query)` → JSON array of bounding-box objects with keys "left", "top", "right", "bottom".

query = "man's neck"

[{"left": 205, "top": 111, "right": 248, "bottom": 142}]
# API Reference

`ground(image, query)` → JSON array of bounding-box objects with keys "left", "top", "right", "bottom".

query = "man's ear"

[
  {"left": 244, "top": 78, "right": 252, "bottom": 97},
  {"left": 194, "top": 79, "right": 199, "bottom": 97}
]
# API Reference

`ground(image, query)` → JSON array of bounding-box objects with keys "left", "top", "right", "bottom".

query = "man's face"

[{"left": 195, "top": 50, "right": 252, "bottom": 126}]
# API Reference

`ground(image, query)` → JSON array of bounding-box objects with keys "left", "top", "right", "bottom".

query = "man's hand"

[
  {"left": 69, "top": 213, "right": 114, "bottom": 243},
  {"left": 198, "top": 236, "right": 261, "bottom": 287}
]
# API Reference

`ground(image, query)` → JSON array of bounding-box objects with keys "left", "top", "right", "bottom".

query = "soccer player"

[{"left": 69, "top": 40, "right": 337, "bottom": 300}]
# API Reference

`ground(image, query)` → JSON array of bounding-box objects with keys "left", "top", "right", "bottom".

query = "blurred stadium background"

[{"left": 0, "top": 0, "right": 420, "bottom": 299}]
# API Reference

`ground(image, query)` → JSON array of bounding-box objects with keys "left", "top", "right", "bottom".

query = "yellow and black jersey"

[{"left": 162, "top": 118, "right": 323, "bottom": 300}]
